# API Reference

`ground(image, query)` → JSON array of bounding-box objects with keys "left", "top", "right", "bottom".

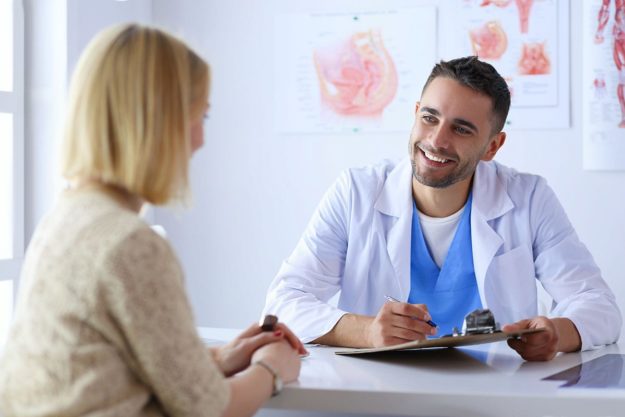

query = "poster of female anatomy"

[
  {"left": 583, "top": 0, "right": 625, "bottom": 170},
  {"left": 273, "top": 8, "right": 437, "bottom": 134},
  {"left": 438, "top": 0, "right": 570, "bottom": 130}
]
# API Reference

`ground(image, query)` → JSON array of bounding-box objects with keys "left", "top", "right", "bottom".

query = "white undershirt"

[{"left": 417, "top": 206, "right": 465, "bottom": 268}]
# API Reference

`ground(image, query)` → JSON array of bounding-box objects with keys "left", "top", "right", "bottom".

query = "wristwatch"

[{"left": 254, "top": 360, "right": 283, "bottom": 396}]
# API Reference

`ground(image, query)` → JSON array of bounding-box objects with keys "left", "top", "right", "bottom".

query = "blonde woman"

[{"left": 0, "top": 24, "right": 304, "bottom": 417}]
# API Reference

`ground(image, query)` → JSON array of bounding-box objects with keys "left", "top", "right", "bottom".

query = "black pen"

[{"left": 384, "top": 295, "right": 437, "bottom": 327}]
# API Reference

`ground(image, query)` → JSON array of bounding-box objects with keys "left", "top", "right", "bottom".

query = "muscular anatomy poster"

[
  {"left": 583, "top": 0, "right": 625, "bottom": 170},
  {"left": 438, "top": 0, "right": 570, "bottom": 129},
  {"left": 274, "top": 9, "right": 436, "bottom": 134}
]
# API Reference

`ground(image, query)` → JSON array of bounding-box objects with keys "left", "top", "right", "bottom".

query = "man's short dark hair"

[{"left": 421, "top": 56, "right": 511, "bottom": 134}]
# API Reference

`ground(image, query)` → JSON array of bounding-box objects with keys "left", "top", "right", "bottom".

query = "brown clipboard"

[{"left": 335, "top": 328, "right": 546, "bottom": 356}]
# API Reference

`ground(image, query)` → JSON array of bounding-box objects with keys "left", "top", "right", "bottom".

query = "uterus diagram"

[
  {"left": 469, "top": 21, "right": 508, "bottom": 59},
  {"left": 313, "top": 30, "right": 398, "bottom": 117}
]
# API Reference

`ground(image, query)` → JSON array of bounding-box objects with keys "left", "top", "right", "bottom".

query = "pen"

[{"left": 384, "top": 295, "right": 437, "bottom": 327}]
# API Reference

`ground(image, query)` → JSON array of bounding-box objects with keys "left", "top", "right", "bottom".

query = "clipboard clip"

[{"left": 445, "top": 309, "right": 501, "bottom": 337}]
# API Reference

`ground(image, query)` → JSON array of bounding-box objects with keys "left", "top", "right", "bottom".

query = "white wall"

[{"left": 151, "top": 0, "right": 625, "bottom": 337}]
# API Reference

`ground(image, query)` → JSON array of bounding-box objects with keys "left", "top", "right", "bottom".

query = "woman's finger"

[
  {"left": 275, "top": 323, "right": 307, "bottom": 354},
  {"left": 244, "top": 331, "right": 283, "bottom": 353},
  {"left": 236, "top": 322, "right": 264, "bottom": 339}
]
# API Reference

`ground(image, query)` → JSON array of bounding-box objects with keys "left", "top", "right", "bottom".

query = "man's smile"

[
  {"left": 416, "top": 144, "right": 457, "bottom": 167},
  {"left": 423, "top": 149, "right": 450, "bottom": 163}
]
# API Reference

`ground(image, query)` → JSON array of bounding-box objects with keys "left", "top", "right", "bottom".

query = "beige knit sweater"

[{"left": 0, "top": 189, "right": 229, "bottom": 417}]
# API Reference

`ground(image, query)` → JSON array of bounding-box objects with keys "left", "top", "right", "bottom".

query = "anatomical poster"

[
  {"left": 274, "top": 8, "right": 436, "bottom": 134},
  {"left": 438, "top": 0, "right": 570, "bottom": 129},
  {"left": 583, "top": 0, "right": 625, "bottom": 170}
]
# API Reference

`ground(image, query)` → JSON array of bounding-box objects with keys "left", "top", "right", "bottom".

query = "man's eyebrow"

[{"left": 419, "top": 106, "right": 440, "bottom": 116}]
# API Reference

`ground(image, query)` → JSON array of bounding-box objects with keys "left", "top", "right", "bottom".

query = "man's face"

[{"left": 408, "top": 76, "right": 503, "bottom": 189}]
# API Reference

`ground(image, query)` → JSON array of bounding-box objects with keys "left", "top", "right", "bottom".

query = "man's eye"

[
  {"left": 422, "top": 115, "right": 436, "bottom": 123},
  {"left": 455, "top": 126, "right": 472, "bottom": 135}
]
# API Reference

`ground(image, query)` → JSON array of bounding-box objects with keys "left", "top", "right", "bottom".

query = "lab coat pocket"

[{"left": 486, "top": 245, "right": 538, "bottom": 323}]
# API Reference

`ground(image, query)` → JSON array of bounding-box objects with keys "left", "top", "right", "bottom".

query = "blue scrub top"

[{"left": 408, "top": 193, "right": 482, "bottom": 336}]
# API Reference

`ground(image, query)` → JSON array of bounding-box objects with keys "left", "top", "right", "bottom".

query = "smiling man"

[{"left": 264, "top": 56, "right": 621, "bottom": 361}]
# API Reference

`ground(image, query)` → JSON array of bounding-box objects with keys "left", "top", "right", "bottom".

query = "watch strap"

[{"left": 254, "top": 360, "right": 283, "bottom": 396}]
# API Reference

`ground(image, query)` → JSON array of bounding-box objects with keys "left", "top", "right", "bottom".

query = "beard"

[{"left": 410, "top": 143, "right": 480, "bottom": 189}]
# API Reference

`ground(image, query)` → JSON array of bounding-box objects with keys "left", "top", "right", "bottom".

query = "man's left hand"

[{"left": 503, "top": 316, "right": 560, "bottom": 361}]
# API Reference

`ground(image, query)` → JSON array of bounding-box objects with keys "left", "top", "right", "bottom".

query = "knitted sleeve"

[{"left": 102, "top": 227, "right": 229, "bottom": 417}]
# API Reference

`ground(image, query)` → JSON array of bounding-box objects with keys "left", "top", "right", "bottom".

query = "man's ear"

[
  {"left": 482, "top": 131, "right": 506, "bottom": 161},
  {"left": 415, "top": 101, "right": 420, "bottom": 114}
]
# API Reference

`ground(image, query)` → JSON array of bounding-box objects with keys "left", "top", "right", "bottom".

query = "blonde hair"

[{"left": 61, "top": 24, "right": 210, "bottom": 204}]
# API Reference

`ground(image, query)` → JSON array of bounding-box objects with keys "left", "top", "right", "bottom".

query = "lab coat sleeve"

[
  {"left": 531, "top": 178, "right": 622, "bottom": 350},
  {"left": 263, "top": 171, "right": 353, "bottom": 343}
]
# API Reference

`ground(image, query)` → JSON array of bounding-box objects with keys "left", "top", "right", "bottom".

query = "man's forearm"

[
  {"left": 553, "top": 317, "right": 582, "bottom": 353},
  {"left": 312, "top": 313, "right": 374, "bottom": 348}
]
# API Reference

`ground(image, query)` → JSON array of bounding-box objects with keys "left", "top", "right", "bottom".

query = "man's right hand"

[{"left": 367, "top": 301, "right": 437, "bottom": 347}]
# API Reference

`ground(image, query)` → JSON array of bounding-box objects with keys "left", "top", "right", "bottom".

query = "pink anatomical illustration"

[
  {"left": 594, "top": 76, "right": 608, "bottom": 99},
  {"left": 469, "top": 21, "right": 508, "bottom": 60},
  {"left": 480, "top": 0, "right": 512, "bottom": 6},
  {"left": 313, "top": 30, "right": 398, "bottom": 116},
  {"left": 480, "top": 0, "right": 534, "bottom": 34},
  {"left": 517, "top": 42, "right": 551, "bottom": 75},
  {"left": 514, "top": 0, "right": 534, "bottom": 33},
  {"left": 595, "top": 0, "right": 625, "bottom": 128}
]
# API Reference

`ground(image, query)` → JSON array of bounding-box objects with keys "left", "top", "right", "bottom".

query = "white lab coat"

[{"left": 263, "top": 158, "right": 621, "bottom": 349}]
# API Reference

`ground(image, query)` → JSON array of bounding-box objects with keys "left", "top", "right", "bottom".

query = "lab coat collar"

[
  {"left": 471, "top": 161, "right": 514, "bottom": 221},
  {"left": 471, "top": 160, "right": 515, "bottom": 308},
  {"left": 372, "top": 158, "right": 514, "bottom": 220},
  {"left": 373, "top": 157, "right": 413, "bottom": 298},
  {"left": 373, "top": 157, "right": 413, "bottom": 218}
]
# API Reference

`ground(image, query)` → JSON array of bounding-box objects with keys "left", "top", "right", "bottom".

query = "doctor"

[{"left": 263, "top": 56, "right": 621, "bottom": 361}]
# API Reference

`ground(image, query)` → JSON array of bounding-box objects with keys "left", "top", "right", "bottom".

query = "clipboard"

[{"left": 335, "top": 328, "right": 546, "bottom": 356}]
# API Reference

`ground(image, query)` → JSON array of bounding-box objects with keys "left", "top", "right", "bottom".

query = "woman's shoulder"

[
  {"left": 91, "top": 209, "right": 178, "bottom": 278},
  {"left": 65, "top": 190, "right": 165, "bottom": 252},
  {"left": 35, "top": 190, "right": 179, "bottom": 281}
]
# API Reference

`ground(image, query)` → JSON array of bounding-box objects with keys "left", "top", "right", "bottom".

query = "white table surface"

[{"left": 197, "top": 327, "right": 625, "bottom": 417}]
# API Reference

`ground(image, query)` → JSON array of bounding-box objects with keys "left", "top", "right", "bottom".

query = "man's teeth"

[{"left": 424, "top": 151, "right": 449, "bottom": 163}]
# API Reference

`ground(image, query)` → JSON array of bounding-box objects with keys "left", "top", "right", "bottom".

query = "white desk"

[{"left": 198, "top": 327, "right": 625, "bottom": 417}]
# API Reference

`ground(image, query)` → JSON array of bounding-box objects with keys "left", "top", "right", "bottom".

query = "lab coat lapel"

[
  {"left": 470, "top": 162, "right": 514, "bottom": 308},
  {"left": 373, "top": 158, "right": 414, "bottom": 301}
]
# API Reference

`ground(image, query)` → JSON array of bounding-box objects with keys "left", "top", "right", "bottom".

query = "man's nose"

[{"left": 429, "top": 125, "right": 450, "bottom": 150}]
